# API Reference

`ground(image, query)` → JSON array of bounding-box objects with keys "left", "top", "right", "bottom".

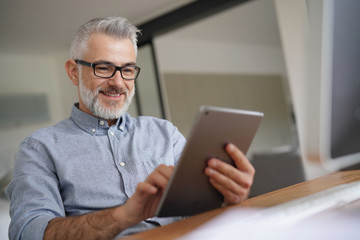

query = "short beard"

[{"left": 79, "top": 75, "right": 135, "bottom": 120}]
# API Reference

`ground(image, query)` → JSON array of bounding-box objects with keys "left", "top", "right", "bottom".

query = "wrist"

[{"left": 113, "top": 204, "right": 138, "bottom": 231}]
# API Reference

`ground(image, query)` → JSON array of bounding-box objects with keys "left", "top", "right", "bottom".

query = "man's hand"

[
  {"left": 204, "top": 143, "right": 255, "bottom": 205},
  {"left": 122, "top": 164, "right": 174, "bottom": 224}
]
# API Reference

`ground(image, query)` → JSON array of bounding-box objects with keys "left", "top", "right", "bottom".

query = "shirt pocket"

[{"left": 142, "top": 156, "right": 174, "bottom": 175}]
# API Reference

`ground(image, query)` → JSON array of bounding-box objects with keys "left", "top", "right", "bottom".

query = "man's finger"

[
  {"left": 207, "top": 174, "right": 248, "bottom": 204},
  {"left": 207, "top": 158, "right": 253, "bottom": 188},
  {"left": 225, "top": 143, "right": 255, "bottom": 175},
  {"left": 146, "top": 164, "right": 174, "bottom": 190},
  {"left": 136, "top": 182, "right": 158, "bottom": 195},
  {"left": 205, "top": 166, "right": 249, "bottom": 196}
]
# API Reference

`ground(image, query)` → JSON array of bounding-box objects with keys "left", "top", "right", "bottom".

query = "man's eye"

[
  {"left": 96, "top": 65, "right": 112, "bottom": 71},
  {"left": 122, "top": 67, "right": 135, "bottom": 74}
]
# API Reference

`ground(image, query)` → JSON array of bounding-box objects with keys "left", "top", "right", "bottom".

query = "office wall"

[
  {"left": 154, "top": 37, "right": 292, "bottom": 157},
  {"left": 164, "top": 73, "right": 292, "bottom": 157},
  {"left": 0, "top": 50, "right": 77, "bottom": 178},
  {"left": 153, "top": 0, "right": 295, "bottom": 158},
  {"left": 153, "top": 0, "right": 330, "bottom": 179}
]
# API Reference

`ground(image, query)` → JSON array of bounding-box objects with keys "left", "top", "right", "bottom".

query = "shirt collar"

[{"left": 70, "top": 103, "right": 127, "bottom": 135}]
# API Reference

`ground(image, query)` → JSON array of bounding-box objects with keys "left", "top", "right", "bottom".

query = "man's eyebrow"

[
  {"left": 93, "top": 60, "right": 112, "bottom": 65},
  {"left": 123, "top": 62, "right": 137, "bottom": 66},
  {"left": 93, "top": 60, "right": 137, "bottom": 66}
]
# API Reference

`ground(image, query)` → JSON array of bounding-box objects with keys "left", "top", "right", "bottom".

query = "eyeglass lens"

[{"left": 94, "top": 64, "right": 139, "bottom": 79}]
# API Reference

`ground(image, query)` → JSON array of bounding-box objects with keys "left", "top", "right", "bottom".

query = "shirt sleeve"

[{"left": 5, "top": 138, "right": 65, "bottom": 240}]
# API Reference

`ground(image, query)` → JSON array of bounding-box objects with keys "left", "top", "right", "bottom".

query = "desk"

[{"left": 124, "top": 170, "right": 360, "bottom": 240}]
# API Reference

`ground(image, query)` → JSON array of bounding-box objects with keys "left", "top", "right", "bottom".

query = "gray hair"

[{"left": 70, "top": 16, "right": 140, "bottom": 59}]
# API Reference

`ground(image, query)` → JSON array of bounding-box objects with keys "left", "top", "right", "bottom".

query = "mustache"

[{"left": 96, "top": 86, "right": 128, "bottom": 95}]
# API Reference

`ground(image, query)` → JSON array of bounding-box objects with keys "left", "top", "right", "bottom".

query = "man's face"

[{"left": 77, "top": 33, "right": 136, "bottom": 120}]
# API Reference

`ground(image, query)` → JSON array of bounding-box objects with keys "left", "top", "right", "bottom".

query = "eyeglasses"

[{"left": 75, "top": 60, "right": 141, "bottom": 80}]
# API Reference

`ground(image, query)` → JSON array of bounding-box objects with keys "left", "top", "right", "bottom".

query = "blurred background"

[{"left": 0, "top": 0, "right": 329, "bottom": 238}]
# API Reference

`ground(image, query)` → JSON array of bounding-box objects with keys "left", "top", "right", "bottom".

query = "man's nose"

[{"left": 108, "top": 70, "right": 125, "bottom": 86}]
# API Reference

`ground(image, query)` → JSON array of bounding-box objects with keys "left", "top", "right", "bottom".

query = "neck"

[{"left": 107, "top": 119, "right": 118, "bottom": 127}]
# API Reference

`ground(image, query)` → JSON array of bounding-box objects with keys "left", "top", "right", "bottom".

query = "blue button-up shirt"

[{"left": 5, "top": 104, "right": 186, "bottom": 240}]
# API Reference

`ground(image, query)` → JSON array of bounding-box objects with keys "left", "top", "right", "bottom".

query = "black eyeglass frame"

[{"left": 75, "top": 59, "right": 141, "bottom": 80}]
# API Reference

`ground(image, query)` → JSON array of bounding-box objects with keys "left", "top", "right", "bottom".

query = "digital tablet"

[{"left": 155, "top": 106, "right": 263, "bottom": 217}]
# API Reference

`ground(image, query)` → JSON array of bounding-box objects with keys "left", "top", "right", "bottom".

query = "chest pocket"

[
  {"left": 142, "top": 156, "right": 174, "bottom": 175},
  {"left": 123, "top": 153, "right": 175, "bottom": 197}
]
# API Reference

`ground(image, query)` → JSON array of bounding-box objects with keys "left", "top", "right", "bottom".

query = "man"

[{"left": 6, "top": 16, "right": 255, "bottom": 240}]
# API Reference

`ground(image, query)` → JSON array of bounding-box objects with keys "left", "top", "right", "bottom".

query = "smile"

[
  {"left": 102, "top": 92, "right": 122, "bottom": 97},
  {"left": 99, "top": 89, "right": 126, "bottom": 98}
]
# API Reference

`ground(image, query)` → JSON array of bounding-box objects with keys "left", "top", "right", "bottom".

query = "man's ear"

[{"left": 65, "top": 59, "right": 79, "bottom": 86}]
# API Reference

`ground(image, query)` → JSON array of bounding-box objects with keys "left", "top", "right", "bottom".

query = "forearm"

[
  {"left": 43, "top": 206, "right": 131, "bottom": 240},
  {"left": 43, "top": 165, "right": 174, "bottom": 240}
]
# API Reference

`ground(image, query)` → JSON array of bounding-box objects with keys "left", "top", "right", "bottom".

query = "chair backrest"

[{"left": 249, "top": 146, "right": 305, "bottom": 197}]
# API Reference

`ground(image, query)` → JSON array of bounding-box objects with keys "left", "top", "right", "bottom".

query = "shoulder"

[
  {"left": 125, "top": 114, "right": 185, "bottom": 140},
  {"left": 22, "top": 118, "right": 74, "bottom": 146},
  {"left": 126, "top": 114, "right": 176, "bottom": 131}
]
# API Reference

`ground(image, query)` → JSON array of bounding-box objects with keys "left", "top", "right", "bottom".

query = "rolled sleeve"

[{"left": 13, "top": 215, "right": 54, "bottom": 240}]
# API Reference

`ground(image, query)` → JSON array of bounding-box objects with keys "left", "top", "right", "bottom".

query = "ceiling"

[
  {"left": 0, "top": 0, "right": 280, "bottom": 52},
  {"left": 0, "top": 0, "right": 195, "bottom": 51},
  {"left": 163, "top": 0, "right": 280, "bottom": 47}
]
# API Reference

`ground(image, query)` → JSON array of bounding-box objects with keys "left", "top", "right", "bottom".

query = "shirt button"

[
  {"left": 91, "top": 129, "right": 96, "bottom": 133},
  {"left": 110, "top": 132, "right": 115, "bottom": 136},
  {"left": 100, "top": 120, "right": 105, "bottom": 125},
  {"left": 120, "top": 162, "right": 125, "bottom": 167}
]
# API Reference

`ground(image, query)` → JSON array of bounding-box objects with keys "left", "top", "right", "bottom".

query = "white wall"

[
  {"left": 154, "top": 0, "right": 330, "bottom": 179},
  {"left": 0, "top": 50, "right": 77, "bottom": 183},
  {"left": 155, "top": 38, "right": 286, "bottom": 75},
  {"left": 154, "top": 37, "right": 290, "bottom": 134},
  {"left": 153, "top": 0, "right": 293, "bottom": 155}
]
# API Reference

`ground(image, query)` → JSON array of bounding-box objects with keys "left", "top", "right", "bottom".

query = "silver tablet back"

[{"left": 156, "top": 106, "right": 263, "bottom": 217}]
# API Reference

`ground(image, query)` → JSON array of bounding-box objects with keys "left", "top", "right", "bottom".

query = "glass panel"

[{"left": 135, "top": 44, "right": 164, "bottom": 118}]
